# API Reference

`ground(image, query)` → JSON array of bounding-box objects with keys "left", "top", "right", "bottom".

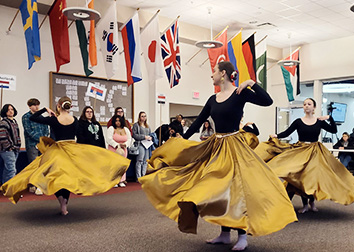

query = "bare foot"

[
  {"left": 58, "top": 196, "right": 68, "bottom": 216},
  {"left": 309, "top": 202, "right": 318, "bottom": 212},
  {"left": 206, "top": 232, "right": 231, "bottom": 244},
  {"left": 232, "top": 235, "right": 248, "bottom": 251},
  {"left": 298, "top": 205, "right": 309, "bottom": 214}
]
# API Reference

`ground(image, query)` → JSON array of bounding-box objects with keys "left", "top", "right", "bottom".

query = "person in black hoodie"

[
  {"left": 333, "top": 132, "right": 354, "bottom": 168},
  {"left": 77, "top": 106, "right": 105, "bottom": 148}
]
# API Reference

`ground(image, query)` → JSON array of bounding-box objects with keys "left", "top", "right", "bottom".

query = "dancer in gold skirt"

[
  {"left": 266, "top": 98, "right": 354, "bottom": 213},
  {"left": 139, "top": 62, "right": 297, "bottom": 251},
  {"left": 1, "top": 97, "right": 130, "bottom": 215}
]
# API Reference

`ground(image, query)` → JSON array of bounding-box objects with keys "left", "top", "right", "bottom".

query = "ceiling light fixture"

[
  {"left": 63, "top": 7, "right": 101, "bottom": 21},
  {"left": 195, "top": 7, "right": 223, "bottom": 49},
  {"left": 278, "top": 33, "right": 300, "bottom": 67},
  {"left": 323, "top": 83, "right": 354, "bottom": 93},
  {"left": 350, "top": 4, "right": 354, "bottom": 12}
]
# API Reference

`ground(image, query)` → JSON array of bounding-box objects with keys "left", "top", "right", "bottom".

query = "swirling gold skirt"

[
  {"left": 1, "top": 137, "right": 130, "bottom": 204},
  {"left": 256, "top": 138, "right": 354, "bottom": 205},
  {"left": 139, "top": 132, "right": 297, "bottom": 236}
]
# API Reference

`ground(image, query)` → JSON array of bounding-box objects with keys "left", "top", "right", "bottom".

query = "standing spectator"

[
  {"left": 107, "top": 115, "right": 131, "bottom": 187},
  {"left": 107, "top": 107, "right": 132, "bottom": 135},
  {"left": 22, "top": 98, "right": 49, "bottom": 195},
  {"left": 181, "top": 119, "right": 189, "bottom": 134},
  {"left": 333, "top": 132, "right": 354, "bottom": 168},
  {"left": 77, "top": 106, "right": 105, "bottom": 148},
  {"left": 0, "top": 104, "right": 21, "bottom": 184},
  {"left": 132, "top": 111, "right": 151, "bottom": 179},
  {"left": 200, "top": 120, "right": 214, "bottom": 140}
]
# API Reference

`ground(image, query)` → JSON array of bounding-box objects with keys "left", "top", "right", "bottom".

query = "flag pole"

[
  {"left": 7, "top": 9, "right": 20, "bottom": 33},
  {"left": 0, "top": 86, "right": 3, "bottom": 110},
  {"left": 255, "top": 35, "right": 267, "bottom": 46},
  {"left": 158, "top": 104, "right": 162, "bottom": 147},
  {"left": 186, "top": 26, "right": 229, "bottom": 65},
  {"left": 141, "top": 9, "right": 160, "bottom": 33},
  {"left": 162, "top": 16, "right": 180, "bottom": 35},
  {"left": 68, "top": 20, "right": 74, "bottom": 29},
  {"left": 39, "top": 14, "right": 48, "bottom": 29}
]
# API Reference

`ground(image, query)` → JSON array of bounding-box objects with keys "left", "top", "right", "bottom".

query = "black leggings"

[
  {"left": 288, "top": 190, "right": 314, "bottom": 206},
  {"left": 221, "top": 226, "right": 246, "bottom": 235},
  {"left": 55, "top": 189, "right": 70, "bottom": 202}
]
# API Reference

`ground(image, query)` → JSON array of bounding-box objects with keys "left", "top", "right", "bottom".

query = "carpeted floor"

[{"left": 1, "top": 184, "right": 354, "bottom": 252}]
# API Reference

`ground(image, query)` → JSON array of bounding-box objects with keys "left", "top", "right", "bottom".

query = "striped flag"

[
  {"left": 121, "top": 12, "right": 142, "bottom": 86},
  {"left": 161, "top": 19, "right": 181, "bottom": 88},
  {"left": 242, "top": 34, "right": 256, "bottom": 82},
  {"left": 96, "top": 1, "right": 119, "bottom": 79},
  {"left": 86, "top": 0, "right": 97, "bottom": 67},
  {"left": 86, "top": 82, "right": 107, "bottom": 101},
  {"left": 281, "top": 48, "right": 300, "bottom": 102},
  {"left": 228, "top": 31, "right": 250, "bottom": 86}
]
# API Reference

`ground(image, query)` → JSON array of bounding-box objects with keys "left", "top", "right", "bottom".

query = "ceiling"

[{"left": 2, "top": 0, "right": 354, "bottom": 48}]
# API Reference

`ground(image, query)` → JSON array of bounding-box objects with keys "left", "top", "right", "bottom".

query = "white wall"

[{"left": 1, "top": 3, "right": 354, "bottom": 147}]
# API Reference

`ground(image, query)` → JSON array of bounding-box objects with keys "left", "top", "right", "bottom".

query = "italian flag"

[{"left": 281, "top": 48, "right": 300, "bottom": 102}]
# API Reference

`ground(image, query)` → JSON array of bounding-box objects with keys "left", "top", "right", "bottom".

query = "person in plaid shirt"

[{"left": 22, "top": 98, "right": 49, "bottom": 195}]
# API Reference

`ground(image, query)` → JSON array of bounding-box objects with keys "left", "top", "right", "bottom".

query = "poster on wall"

[
  {"left": 50, "top": 72, "right": 134, "bottom": 124},
  {"left": 0, "top": 74, "right": 16, "bottom": 91}
]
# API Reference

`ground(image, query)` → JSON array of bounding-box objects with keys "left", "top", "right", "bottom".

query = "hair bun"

[
  {"left": 61, "top": 101, "right": 72, "bottom": 110},
  {"left": 230, "top": 70, "right": 239, "bottom": 81}
]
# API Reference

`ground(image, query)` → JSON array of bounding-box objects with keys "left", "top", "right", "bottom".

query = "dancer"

[
  {"left": 268, "top": 98, "right": 354, "bottom": 213},
  {"left": 1, "top": 97, "right": 130, "bottom": 215},
  {"left": 139, "top": 61, "right": 297, "bottom": 251}
]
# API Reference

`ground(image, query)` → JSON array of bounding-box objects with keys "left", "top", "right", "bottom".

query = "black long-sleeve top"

[
  {"left": 30, "top": 108, "right": 78, "bottom": 141},
  {"left": 277, "top": 116, "right": 337, "bottom": 142},
  {"left": 184, "top": 84, "right": 273, "bottom": 139}
]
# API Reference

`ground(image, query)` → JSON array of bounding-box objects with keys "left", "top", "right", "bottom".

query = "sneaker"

[
  {"left": 35, "top": 188, "right": 43, "bottom": 196},
  {"left": 29, "top": 186, "right": 36, "bottom": 193},
  {"left": 118, "top": 182, "right": 126, "bottom": 188}
]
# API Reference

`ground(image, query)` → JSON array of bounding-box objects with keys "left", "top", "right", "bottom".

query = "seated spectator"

[{"left": 333, "top": 132, "right": 354, "bottom": 168}]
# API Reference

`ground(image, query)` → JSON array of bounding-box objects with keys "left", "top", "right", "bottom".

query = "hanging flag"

[
  {"left": 121, "top": 12, "right": 142, "bottom": 86},
  {"left": 48, "top": 0, "right": 70, "bottom": 72},
  {"left": 86, "top": 0, "right": 97, "bottom": 67},
  {"left": 255, "top": 35, "right": 267, "bottom": 90},
  {"left": 161, "top": 19, "right": 181, "bottom": 88},
  {"left": 207, "top": 28, "right": 229, "bottom": 93},
  {"left": 76, "top": 20, "right": 93, "bottom": 77},
  {"left": 242, "top": 34, "right": 256, "bottom": 82},
  {"left": 141, "top": 12, "right": 164, "bottom": 85},
  {"left": 19, "top": 0, "right": 41, "bottom": 69},
  {"left": 228, "top": 31, "right": 250, "bottom": 86},
  {"left": 96, "top": 1, "right": 119, "bottom": 79},
  {"left": 281, "top": 48, "right": 300, "bottom": 102}
]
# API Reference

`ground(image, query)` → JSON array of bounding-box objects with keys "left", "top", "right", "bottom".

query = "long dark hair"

[
  {"left": 79, "top": 106, "right": 97, "bottom": 123},
  {"left": 202, "top": 120, "right": 214, "bottom": 134},
  {"left": 112, "top": 115, "right": 125, "bottom": 129}
]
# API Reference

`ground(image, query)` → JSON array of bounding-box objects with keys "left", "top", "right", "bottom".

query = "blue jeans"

[
  {"left": 26, "top": 146, "right": 40, "bottom": 163},
  {"left": 1, "top": 151, "right": 19, "bottom": 184},
  {"left": 339, "top": 154, "right": 352, "bottom": 168},
  {"left": 135, "top": 144, "right": 149, "bottom": 178}
]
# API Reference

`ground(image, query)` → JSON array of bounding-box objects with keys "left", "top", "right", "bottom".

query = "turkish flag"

[{"left": 207, "top": 29, "right": 229, "bottom": 92}]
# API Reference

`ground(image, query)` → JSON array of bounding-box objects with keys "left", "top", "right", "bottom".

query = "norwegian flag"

[{"left": 161, "top": 19, "right": 181, "bottom": 88}]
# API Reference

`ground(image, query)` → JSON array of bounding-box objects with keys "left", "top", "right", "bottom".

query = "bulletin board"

[{"left": 49, "top": 72, "right": 134, "bottom": 125}]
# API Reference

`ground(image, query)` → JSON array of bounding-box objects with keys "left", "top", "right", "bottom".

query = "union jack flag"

[{"left": 161, "top": 19, "right": 181, "bottom": 88}]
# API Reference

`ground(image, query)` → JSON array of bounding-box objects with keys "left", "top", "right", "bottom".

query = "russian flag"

[{"left": 121, "top": 12, "right": 142, "bottom": 86}]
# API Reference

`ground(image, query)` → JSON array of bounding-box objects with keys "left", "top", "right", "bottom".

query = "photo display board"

[{"left": 50, "top": 72, "right": 134, "bottom": 125}]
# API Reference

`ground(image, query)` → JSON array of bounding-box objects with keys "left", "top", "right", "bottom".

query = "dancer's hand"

[
  {"left": 236, "top": 80, "right": 255, "bottom": 94},
  {"left": 318, "top": 115, "right": 330, "bottom": 121},
  {"left": 46, "top": 107, "right": 56, "bottom": 117}
]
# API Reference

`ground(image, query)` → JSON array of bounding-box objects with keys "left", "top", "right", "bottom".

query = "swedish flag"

[{"left": 19, "top": 0, "right": 41, "bottom": 69}]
